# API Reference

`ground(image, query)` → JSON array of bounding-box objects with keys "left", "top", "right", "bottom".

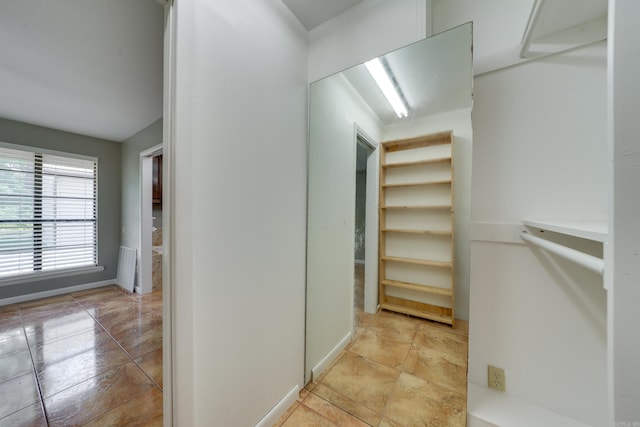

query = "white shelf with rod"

[{"left": 521, "top": 220, "right": 608, "bottom": 276}]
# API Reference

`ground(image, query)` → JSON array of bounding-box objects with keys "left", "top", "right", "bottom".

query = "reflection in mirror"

[{"left": 305, "top": 22, "right": 473, "bottom": 396}]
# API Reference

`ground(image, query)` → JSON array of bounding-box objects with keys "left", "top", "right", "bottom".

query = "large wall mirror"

[{"left": 305, "top": 23, "right": 473, "bottom": 384}]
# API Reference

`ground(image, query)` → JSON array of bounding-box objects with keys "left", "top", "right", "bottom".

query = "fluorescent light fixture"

[{"left": 364, "top": 58, "right": 408, "bottom": 118}]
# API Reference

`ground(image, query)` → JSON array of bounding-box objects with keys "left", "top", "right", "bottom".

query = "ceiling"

[
  {"left": 0, "top": 0, "right": 164, "bottom": 142},
  {"left": 281, "top": 0, "right": 364, "bottom": 30},
  {"left": 342, "top": 24, "right": 473, "bottom": 126},
  {"left": 0, "top": 0, "right": 604, "bottom": 143}
]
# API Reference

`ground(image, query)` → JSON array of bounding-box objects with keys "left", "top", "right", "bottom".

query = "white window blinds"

[{"left": 0, "top": 145, "right": 97, "bottom": 278}]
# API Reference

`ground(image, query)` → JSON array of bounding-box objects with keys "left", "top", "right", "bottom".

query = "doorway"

[
  {"left": 354, "top": 128, "right": 378, "bottom": 323},
  {"left": 354, "top": 140, "right": 369, "bottom": 323},
  {"left": 140, "top": 145, "right": 163, "bottom": 295}
]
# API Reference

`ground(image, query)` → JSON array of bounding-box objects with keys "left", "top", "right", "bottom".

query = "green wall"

[{"left": 0, "top": 117, "right": 121, "bottom": 299}]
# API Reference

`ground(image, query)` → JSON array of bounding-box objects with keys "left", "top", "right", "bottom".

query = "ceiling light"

[{"left": 364, "top": 57, "right": 409, "bottom": 118}]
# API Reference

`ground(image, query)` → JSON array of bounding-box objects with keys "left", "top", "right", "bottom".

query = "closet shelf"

[
  {"left": 382, "top": 256, "right": 452, "bottom": 269},
  {"left": 379, "top": 130, "right": 455, "bottom": 326},
  {"left": 382, "top": 228, "right": 451, "bottom": 236},
  {"left": 381, "top": 205, "right": 452, "bottom": 210},
  {"left": 381, "top": 279, "right": 453, "bottom": 296},
  {"left": 382, "top": 157, "right": 451, "bottom": 169},
  {"left": 380, "top": 303, "right": 454, "bottom": 325},
  {"left": 382, "top": 179, "right": 451, "bottom": 188},
  {"left": 523, "top": 220, "right": 607, "bottom": 242}
]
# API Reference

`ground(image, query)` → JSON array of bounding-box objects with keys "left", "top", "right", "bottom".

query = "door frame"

[
  {"left": 354, "top": 124, "right": 379, "bottom": 315},
  {"left": 139, "top": 144, "right": 163, "bottom": 295}
]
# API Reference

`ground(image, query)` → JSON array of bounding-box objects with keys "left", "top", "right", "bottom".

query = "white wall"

[
  {"left": 171, "top": 0, "right": 308, "bottom": 425},
  {"left": 433, "top": 0, "right": 532, "bottom": 59},
  {"left": 469, "top": 42, "right": 608, "bottom": 425},
  {"left": 429, "top": 1, "right": 610, "bottom": 423},
  {"left": 304, "top": 0, "right": 429, "bottom": 384},
  {"left": 306, "top": 73, "right": 383, "bottom": 381},
  {"left": 384, "top": 108, "right": 473, "bottom": 320},
  {"left": 609, "top": 0, "right": 640, "bottom": 423},
  {"left": 308, "top": 0, "right": 429, "bottom": 82}
]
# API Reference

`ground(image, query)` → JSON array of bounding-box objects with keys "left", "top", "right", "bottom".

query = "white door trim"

[
  {"left": 139, "top": 144, "right": 163, "bottom": 295},
  {"left": 354, "top": 124, "right": 379, "bottom": 315}
]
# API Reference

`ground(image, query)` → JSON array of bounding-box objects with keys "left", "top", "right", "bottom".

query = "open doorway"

[
  {"left": 139, "top": 145, "right": 163, "bottom": 295},
  {"left": 354, "top": 140, "right": 369, "bottom": 319},
  {"left": 353, "top": 129, "right": 378, "bottom": 333}
]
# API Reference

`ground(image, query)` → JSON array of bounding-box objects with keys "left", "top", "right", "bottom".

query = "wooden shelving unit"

[{"left": 378, "top": 131, "right": 455, "bottom": 326}]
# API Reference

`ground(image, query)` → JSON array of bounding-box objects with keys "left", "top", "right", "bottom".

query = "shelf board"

[
  {"left": 383, "top": 131, "right": 453, "bottom": 152},
  {"left": 381, "top": 279, "right": 453, "bottom": 296},
  {"left": 381, "top": 303, "right": 453, "bottom": 325},
  {"left": 381, "top": 256, "right": 452, "bottom": 269},
  {"left": 523, "top": 220, "right": 607, "bottom": 242},
  {"left": 382, "top": 179, "right": 451, "bottom": 188},
  {"left": 382, "top": 157, "right": 451, "bottom": 169},
  {"left": 381, "top": 205, "right": 452, "bottom": 210},
  {"left": 382, "top": 228, "right": 452, "bottom": 236}
]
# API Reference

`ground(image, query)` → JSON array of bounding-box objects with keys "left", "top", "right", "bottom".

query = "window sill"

[{"left": 0, "top": 266, "right": 105, "bottom": 287}]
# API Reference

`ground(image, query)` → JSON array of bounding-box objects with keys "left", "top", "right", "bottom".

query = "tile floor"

[
  {"left": 0, "top": 285, "right": 162, "bottom": 426},
  {"left": 275, "top": 264, "right": 469, "bottom": 426}
]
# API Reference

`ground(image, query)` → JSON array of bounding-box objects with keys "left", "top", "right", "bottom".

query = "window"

[{"left": 0, "top": 144, "right": 98, "bottom": 279}]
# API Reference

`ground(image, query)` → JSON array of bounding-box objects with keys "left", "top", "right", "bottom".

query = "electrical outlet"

[{"left": 488, "top": 365, "right": 505, "bottom": 392}]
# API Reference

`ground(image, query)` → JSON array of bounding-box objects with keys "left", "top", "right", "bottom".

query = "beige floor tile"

[
  {"left": 34, "top": 328, "right": 131, "bottom": 398},
  {"left": 0, "top": 349, "right": 34, "bottom": 383},
  {"left": 378, "top": 417, "right": 404, "bottom": 427},
  {"left": 115, "top": 323, "right": 163, "bottom": 359},
  {"left": 414, "top": 325, "right": 468, "bottom": 360},
  {"left": 0, "top": 305, "right": 20, "bottom": 325},
  {"left": 320, "top": 352, "right": 398, "bottom": 416},
  {"left": 0, "top": 402, "right": 47, "bottom": 427},
  {"left": 312, "top": 384, "right": 380, "bottom": 426},
  {"left": 280, "top": 404, "right": 335, "bottom": 427},
  {"left": 135, "top": 347, "right": 163, "bottom": 389},
  {"left": 19, "top": 295, "right": 75, "bottom": 311},
  {"left": 273, "top": 401, "right": 299, "bottom": 426},
  {"left": 44, "top": 362, "right": 157, "bottom": 427},
  {"left": 19, "top": 297, "right": 83, "bottom": 326},
  {"left": 0, "top": 326, "right": 28, "bottom": 357},
  {"left": 355, "top": 309, "right": 376, "bottom": 329},
  {"left": 349, "top": 329, "right": 412, "bottom": 370},
  {"left": 302, "top": 393, "right": 371, "bottom": 427},
  {"left": 368, "top": 311, "right": 420, "bottom": 342},
  {"left": 404, "top": 344, "right": 467, "bottom": 394},
  {"left": 23, "top": 310, "right": 100, "bottom": 348},
  {"left": 83, "top": 387, "right": 163, "bottom": 427},
  {"left": 421, "top": 317, "right": 469, "bottom": 337},
  {"left": 384, "top": 372, "right": 466, "bottom": 426},
  {"left": 69, "top": 285, "right": 120, "bottom": 298},
  {"left": 0, "top": 372, "right": 41, "bottom": 419},
  {"left": 1, "top": 286, "right": 163, "bottom": 425}
]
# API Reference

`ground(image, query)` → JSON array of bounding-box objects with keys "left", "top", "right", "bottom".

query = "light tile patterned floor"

[
  {"left": 0, "top": 285, "right": 162, "bottom": 426},
  {"left": 275, "top": 264, "right": 469, "bottom": 426}
]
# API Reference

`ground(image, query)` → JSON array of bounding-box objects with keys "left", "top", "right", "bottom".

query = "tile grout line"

[
  {"left": 17, "top": 304, "right": 50, "bottom": 427},
  {"left": 376, "top": 316, "right": 422, "bottom": 426},
  {"left": 71, "top": 292, "right": 164, "bottom": 392}
]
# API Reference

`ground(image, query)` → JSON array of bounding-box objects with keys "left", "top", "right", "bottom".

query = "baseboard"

[
  {"left": 254, "top": 384, "right": 300, "bottom": 427},
  {"left": 311, "top": 331, "right": 352, "bottom": 381},
  {"left": 0, "top": 279, "right": 117, "bottom": 306},
  {"left": 467, "top": 383, "right": 591, "bottom": 427}
]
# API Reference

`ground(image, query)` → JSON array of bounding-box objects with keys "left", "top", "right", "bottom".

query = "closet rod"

[{"left": 521, "top": 232, "right": 604, "bottom": 275}]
